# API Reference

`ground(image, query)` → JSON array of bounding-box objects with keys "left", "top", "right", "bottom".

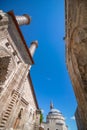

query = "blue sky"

[{"left": 0, "top": 0, "right": 77, "bottom": 129}]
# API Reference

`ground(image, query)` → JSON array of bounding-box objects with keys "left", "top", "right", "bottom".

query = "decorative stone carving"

[
  {"left": 0, "top": 47, "right": 16, "bottom": 91},
  {"left": 65, "top": 0, "right": 87, "bottom": 128},
  {"left": 5, "top": 42, "right": 21, "bottom": 64},
  {"left": 79, "top": 1, "right": 87, "bottom": 26},
  {"left": 71, "top": 27, "right": 87, "bottom": 93},
  {"left": 0, "top": 56, "right": 11, "bottom": 85},
  {"left": 5, "top": 43, "right": 14, "bottom": 53}
]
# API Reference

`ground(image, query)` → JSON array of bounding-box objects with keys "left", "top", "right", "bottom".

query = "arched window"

[
  {"left": 13, "top": 108, "right": 23, "bottom": 128},
  {"left": 18, "top": 108, "right": 23, "bottom": 119}
]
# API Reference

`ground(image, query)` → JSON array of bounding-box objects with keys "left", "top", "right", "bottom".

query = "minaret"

[
  {"left": 16, "top": 14, "right": 31, "bottom": 26},
  {"left": 29, "top": 41, "right": 38, "bottom": 57},
  {"left": 28, "top": 41, "right": 38, "bottom": 70},
  {"left": 50, "top": 101, "right": 54, "bottom": 110}
]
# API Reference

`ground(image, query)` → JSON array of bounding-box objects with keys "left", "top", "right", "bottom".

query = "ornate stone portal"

[
  {"left": 0, "top": 10, "right": 40, "bottom": 130},
  {"left": 65, "top": 0, "right": 87, "bottom": 129}
]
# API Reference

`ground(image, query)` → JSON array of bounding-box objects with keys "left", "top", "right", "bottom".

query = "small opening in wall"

[
  {"left": 5, "top": 42, "right": 9, "bottom": 47},
  {"left": 17, "top": 61, "right": 21, "bottom": 64},
  {"left": 13, "top": 51, "right": 17, "bottom": 56}
]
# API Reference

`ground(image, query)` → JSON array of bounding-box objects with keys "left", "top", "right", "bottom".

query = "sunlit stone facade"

[{"left": 0, "top": 10, "right": 40, "bottom": 130}]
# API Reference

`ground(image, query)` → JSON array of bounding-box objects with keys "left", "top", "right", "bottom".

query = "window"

[
  {"left": 13, "top": 108, "right": 23, "bottom": 128},
  {"left": 18, "top": 108, "right": 23, "bottom": 119}
]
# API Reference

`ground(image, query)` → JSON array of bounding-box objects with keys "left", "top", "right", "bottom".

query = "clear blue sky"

[{"left": 0, "top": 0, "right": 77, "bottom": 130}]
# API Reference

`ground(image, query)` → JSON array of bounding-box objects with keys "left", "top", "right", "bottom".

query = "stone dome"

[
  {"left": 49, "top": 108, "right": 60, "bottom": 114},
  {"left": 46, "top": 102, "right": 65, "bottom": 125}
]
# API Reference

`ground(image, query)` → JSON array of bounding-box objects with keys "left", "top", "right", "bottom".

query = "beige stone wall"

[
  {"left": 65, "top": 0, "right": 87, "bottom": 129},
  {"left": 22, "top": 76, "right": 37, "bottom": 109},
  {"left": 16, "top": 76, "right": 39, "bottom": 130},
  {"left": 0, "top": 10, "right": 40, "bottom": 130}
]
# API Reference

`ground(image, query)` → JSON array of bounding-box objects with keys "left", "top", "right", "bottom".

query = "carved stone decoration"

[
  {"left": 65, "top": 0, "right": 87, "bottom": 128},
  {"left": 71, "top": 27, "right": 87, "bottom": 93},
  {"left": 5, "top": 42, "right": 21, "bottom": 64},
  {"left": 0, "top": 56, "right": 11, "bottom": 84},
  {"left": 79, "top": 1, "right": 87, "bottom": 26},
  {"left": 0, "top": 47, "right": 16, "bottom": 90}
]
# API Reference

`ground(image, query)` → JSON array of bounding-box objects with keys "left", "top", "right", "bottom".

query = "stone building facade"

[
  {"left": 0, "top": 10, "right": 40, "bottom": 130},
  {"left": 65, "top": 0, "right": 87, "bottom": 129},
  {"left": 42, "top": 103, "right": 68, "bottom": 130}
]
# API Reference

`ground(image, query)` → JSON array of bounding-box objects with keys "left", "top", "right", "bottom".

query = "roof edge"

[
  {"left": 28, "top": 73, "right": 39, "bottom": 109},
  {"left": 7, "top": 10, "right": 34, "bottom": 64}
]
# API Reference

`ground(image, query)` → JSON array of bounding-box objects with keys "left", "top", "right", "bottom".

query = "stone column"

[
  {"left": 16, "top": 14, "right": 31, "bottom": 26},
  {"left": 29, "top": 41, "right": 38, "bottom": 57}
]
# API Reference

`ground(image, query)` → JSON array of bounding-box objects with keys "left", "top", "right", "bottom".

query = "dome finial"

[{"left": 50, "top": 101, "right": 54, "bottom": 110}]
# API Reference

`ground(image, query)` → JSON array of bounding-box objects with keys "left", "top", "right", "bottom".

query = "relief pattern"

[
  {"left": 0, "top": 46, "right": 16, "bottom": 92},
  {"left": 71, "top": 27, "right": 87, "bottom": 93},
  {"left": 0, "top": 56, "right": 11, "bottom": 85},
  {"left": 68, "top": 0, "right": 87, "bottom": 94}
]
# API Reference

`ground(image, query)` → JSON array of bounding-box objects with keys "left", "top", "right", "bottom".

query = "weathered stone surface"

[
  {"left": 0, "top": 10, "right": 40, "bottom": 130},
  {"left": 65, "top": 0, "right": 87, "bottom": 129}
]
